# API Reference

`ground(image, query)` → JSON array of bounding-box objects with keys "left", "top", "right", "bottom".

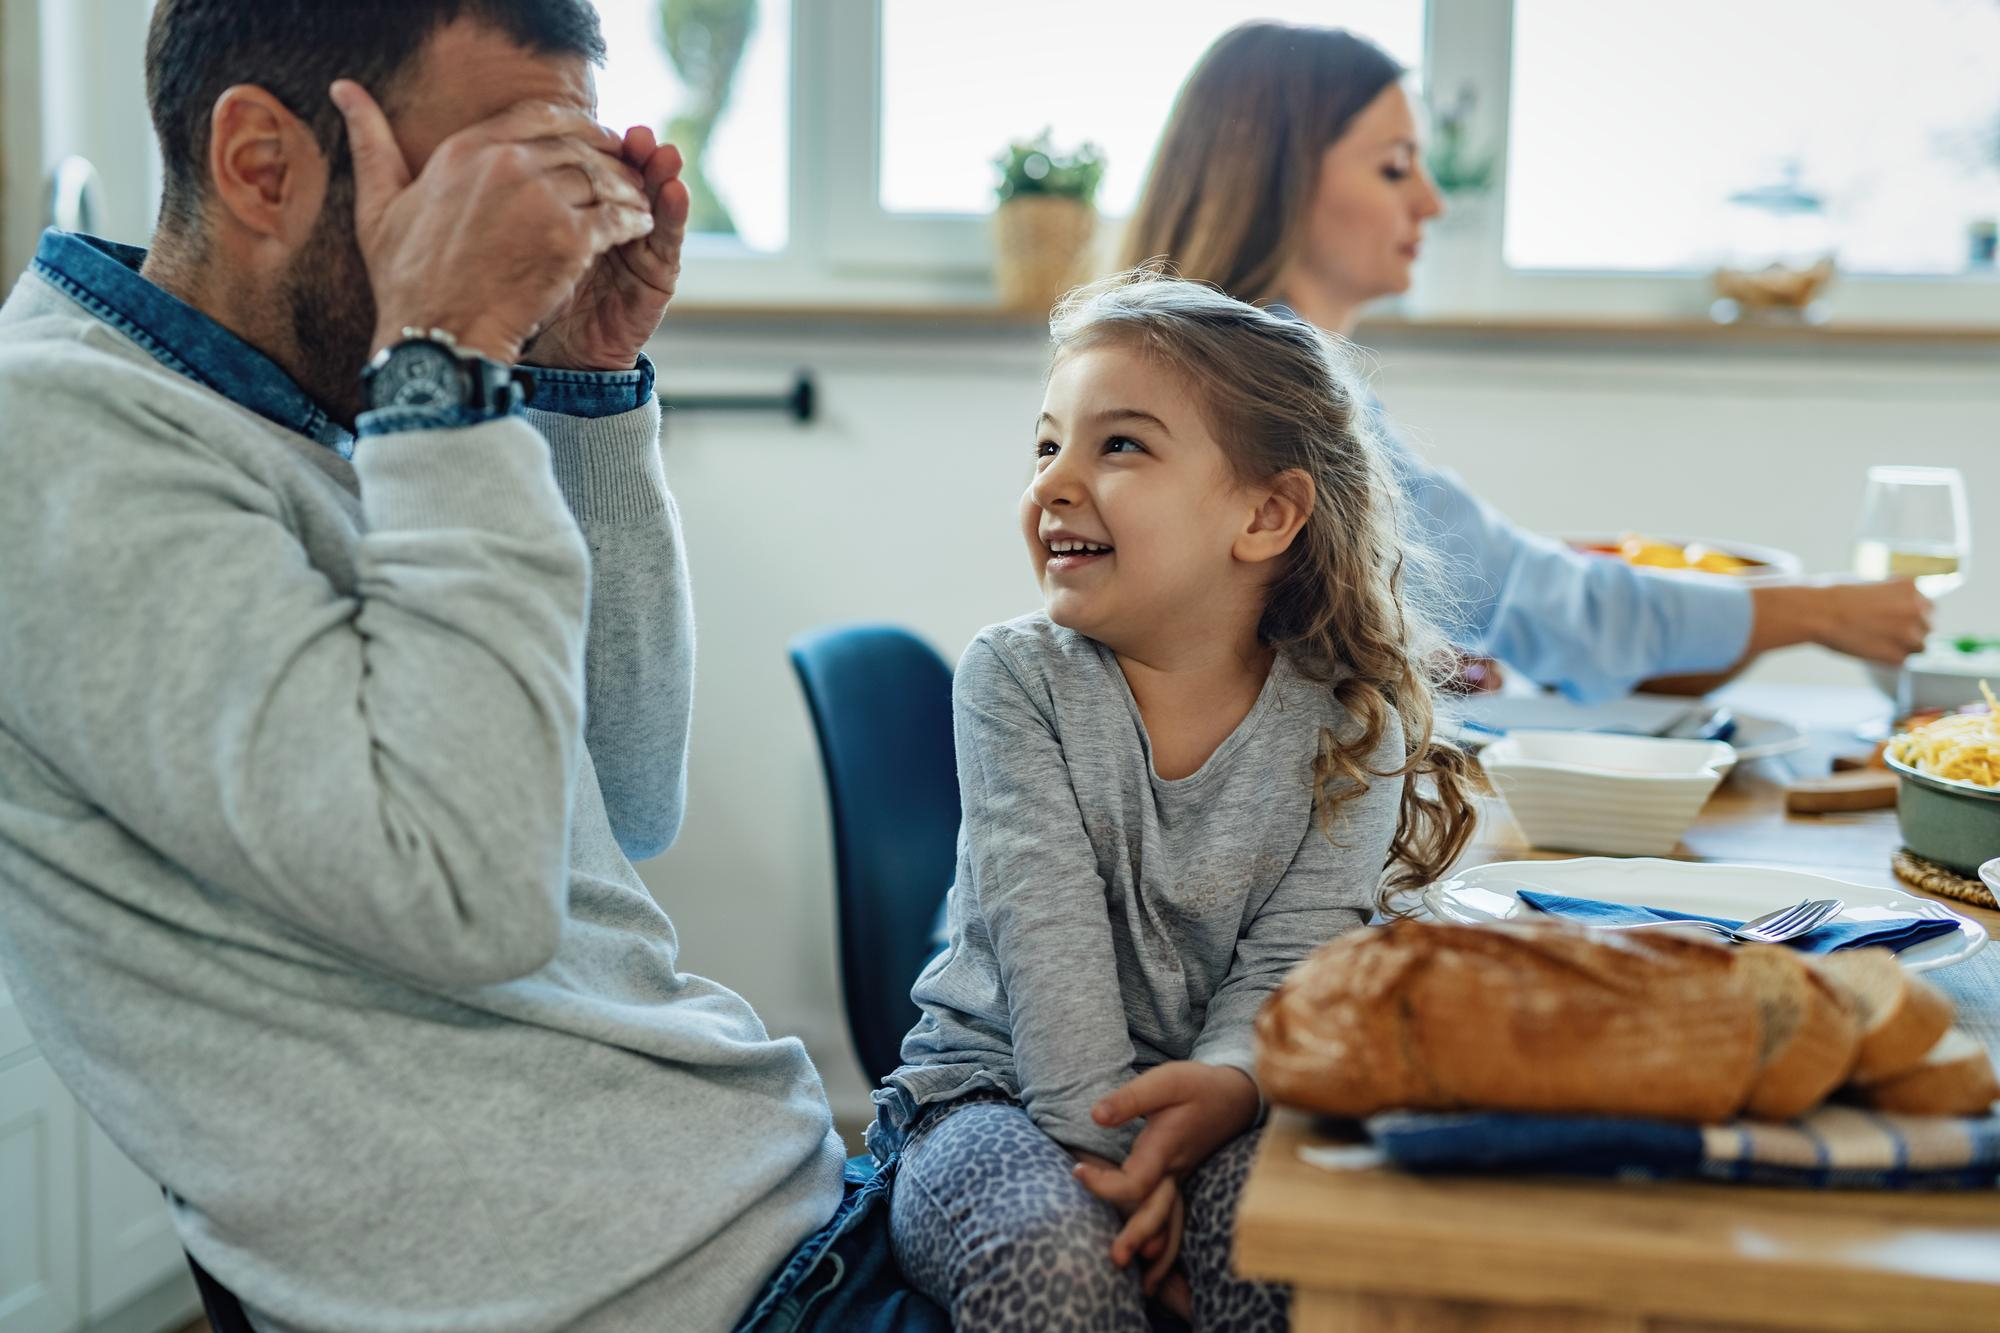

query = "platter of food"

[{"left": 1563, "top": 532, "right": 1803, "bottom": 582}]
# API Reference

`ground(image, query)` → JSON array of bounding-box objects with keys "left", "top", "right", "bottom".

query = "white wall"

[{"left": 639, "top": 318, "right": 2000, "bottom": 1121}]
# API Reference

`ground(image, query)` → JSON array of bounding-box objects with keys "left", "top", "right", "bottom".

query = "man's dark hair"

[{"left": 146, "top": 0, "right": 606, "bottom": 234}]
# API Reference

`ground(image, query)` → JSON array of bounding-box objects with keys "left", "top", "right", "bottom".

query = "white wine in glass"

[{"left": 1853, "top": 466, "right": 1970, "bottom": 598}]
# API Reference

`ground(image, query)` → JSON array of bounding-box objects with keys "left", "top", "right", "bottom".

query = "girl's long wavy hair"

[{"left": 1050, "top": 270, "right": 1482, "bottom": 900}]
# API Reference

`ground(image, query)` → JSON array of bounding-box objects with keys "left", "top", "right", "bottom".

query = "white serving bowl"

[
  {"left": 1981, "top": 857, "right": 1999, "bottom": 904},
  {"left": 1479, "top": 731, "right": 1735, "bottom": 857}
]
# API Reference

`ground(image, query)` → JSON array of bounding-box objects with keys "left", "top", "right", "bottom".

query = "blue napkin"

[
  {"left": 1352, "top": 1107, "right": 2000, "bottom": 1189},
  {"left": 1517, "top": 889, "right": 1960, "bottom": 955}
]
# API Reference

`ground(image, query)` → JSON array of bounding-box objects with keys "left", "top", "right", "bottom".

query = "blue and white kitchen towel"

[{"left": 1302, "top": 1106, "right": 2000, "bottom": 1189}]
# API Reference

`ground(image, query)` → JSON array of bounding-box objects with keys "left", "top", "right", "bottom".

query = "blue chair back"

[{"left": 789, "top": 625, "right": 959, "bottom": 1087}]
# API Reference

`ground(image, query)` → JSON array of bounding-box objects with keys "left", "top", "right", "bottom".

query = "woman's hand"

[
  {"left": 1805, "top": 578, "right": 1934, "bottom": 664},
  {"left": 1750, "top": 579, "right": 1932, "bottom": 666},
  {"left": 1654, "top": 577, "right": 1933, "bottom": 695},
  {"left": 1071, "top": 1062, "right": 1260, "bottom": 1213}
]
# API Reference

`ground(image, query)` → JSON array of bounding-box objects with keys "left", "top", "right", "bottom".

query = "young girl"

[{"left": 870, "top": 270, "right": 1480, "bottom": 1331}]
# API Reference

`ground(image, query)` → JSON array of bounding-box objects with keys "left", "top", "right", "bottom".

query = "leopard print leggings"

[{"left": 886, "top": 1096, "right": 1289, "bottom": 1331}]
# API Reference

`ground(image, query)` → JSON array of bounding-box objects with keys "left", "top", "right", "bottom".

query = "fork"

[{"left": 1600, "top": 897, "right": 1845, "bottom": 945}]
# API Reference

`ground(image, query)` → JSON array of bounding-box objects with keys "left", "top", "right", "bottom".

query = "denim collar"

[{"left": 31, "top": 229, "right": 356, "bottom": 459}]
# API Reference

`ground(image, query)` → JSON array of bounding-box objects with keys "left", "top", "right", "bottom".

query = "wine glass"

[{"left": 1853, "top": 466, "right": 1970, "bottom": 599}]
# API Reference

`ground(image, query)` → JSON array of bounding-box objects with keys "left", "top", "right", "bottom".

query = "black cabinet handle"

[{"left": 659, "top": 371, "right": 814, "bottom": 423}]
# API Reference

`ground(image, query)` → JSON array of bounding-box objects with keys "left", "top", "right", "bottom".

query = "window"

[
  {"left": 593, "top": 0, "right": 791, "bottom": 253},
  {"left": 877, "top": 0, "right": 1428, "bottom": 220},
  {"left": 1506, "top": 0, "right": 2000, "bottom": 277},
  {"left": 638, "top": 0, "right": 2000, "bottom": 320}
]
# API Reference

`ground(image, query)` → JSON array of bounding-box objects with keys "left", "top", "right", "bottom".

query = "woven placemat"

[{"left": 1893, "top": 848, "right": 1998, "bottom": 910}]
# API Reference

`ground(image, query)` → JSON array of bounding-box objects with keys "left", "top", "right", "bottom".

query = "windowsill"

[
  {"left": 1357, "top": 312, "right": 2000, "bottom": 345},
  {"left": 665, "top": 301, "right": 2000, "bottom": 346}
]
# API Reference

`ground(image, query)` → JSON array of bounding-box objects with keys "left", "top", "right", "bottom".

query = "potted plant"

[
  {"left": 992, "top": 131, "right": 1106, "bottom": 312},
  {"left": 657, "top": 0, "right": 759, "bottom": 236},
  {"left": 1426, "top": 83, "right": 1496, "bottom": 199},
  {"left": 1406, "top": 84, "right": 1497, "bottom": 316}
]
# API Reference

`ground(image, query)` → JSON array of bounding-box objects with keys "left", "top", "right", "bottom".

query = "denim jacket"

[{"left": 27, "top": 228, "right": 655, "bottom": 451}]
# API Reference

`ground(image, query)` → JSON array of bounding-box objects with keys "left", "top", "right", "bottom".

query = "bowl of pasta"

[{"left": 1885, "top": 683, "right": 2000, "bottom": 876}]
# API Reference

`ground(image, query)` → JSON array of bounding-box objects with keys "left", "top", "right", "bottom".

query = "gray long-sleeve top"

[
  {"left": 882, "top": 615, "right": 1403, "bottom": 1160},
  {"left": 0, "top": 247, "right": 841, "bottom": 1333}
]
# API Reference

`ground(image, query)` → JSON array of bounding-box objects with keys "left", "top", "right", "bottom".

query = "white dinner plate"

[
  {"left": 1721, "top": 712, "right": 1811, "bottom": 764},
  {"left": 1421, "top": 857, "right": 1987, "bottom": 973},
  {"left": 1443, "top": 694, "right": 1807, "bottom": 766}
]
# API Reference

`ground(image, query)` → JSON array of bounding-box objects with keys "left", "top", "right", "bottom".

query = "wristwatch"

[{"left": 360, "top": 327, "right": 533, "bottom": 418}]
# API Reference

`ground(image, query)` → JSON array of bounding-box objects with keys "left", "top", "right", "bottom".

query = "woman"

[{"left": 1119, "top": 22, "right": 1931, "bottom": 702}]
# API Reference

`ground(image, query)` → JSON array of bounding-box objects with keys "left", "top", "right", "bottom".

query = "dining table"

[{"left": 1231, "top": 682, "right": 2000, "bottom": 1332}]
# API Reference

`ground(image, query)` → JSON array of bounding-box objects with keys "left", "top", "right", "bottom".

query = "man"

[{"left": 0, "top": 2, "right": 943, "bottom": 1328}]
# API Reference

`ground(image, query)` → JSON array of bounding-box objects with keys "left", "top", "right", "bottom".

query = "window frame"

[
  {"left": 80, "top": 0, "right": 1994, "bottom": 322},
  {"left": 1429, "top": 0, "right": 2000, "bottom": 325},
  {"left": 733, "top": 0, "right": 2000, "bottom": 324},
  {"left": 671, "top": 0, "right": 994, "bottom": 306}
]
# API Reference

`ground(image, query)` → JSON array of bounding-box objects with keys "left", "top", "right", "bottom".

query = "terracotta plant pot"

[{"left": 993, "top": 195, "right": 1097, "bottom": 314}]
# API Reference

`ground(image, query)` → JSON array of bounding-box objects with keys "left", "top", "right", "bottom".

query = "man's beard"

[{"left": 283, "top": 172, "right": 377, "bottom": 431}]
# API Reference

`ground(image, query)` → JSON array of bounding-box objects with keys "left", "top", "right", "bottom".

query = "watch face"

[{"left": 370, "top": 341, "right": 463, "bottom": 411}]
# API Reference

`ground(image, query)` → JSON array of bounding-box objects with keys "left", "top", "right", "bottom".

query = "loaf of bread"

[
  {"left": 1254, "top": 919, "right": 1766, "bottom": 1123},
  {"left": 1257, "top": 922, "right": 1998, "bottom": 1124},
  {"left": 1811, "top": 949, "right": 1954, "bottom": 1082},
  {"left": 1735, "top": 944, "right": 1861, "bottom": 1121},
  {"left": 1846, "top": 1028, "right": 2000, "bottom": 1116}
]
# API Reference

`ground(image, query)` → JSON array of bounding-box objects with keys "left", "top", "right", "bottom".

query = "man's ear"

[
  {"left": 1234, "top": 467, "right": 1315, "bottom": 566},
  {"left": 205, "top": 85, "right": 327, "bottom": 245}
]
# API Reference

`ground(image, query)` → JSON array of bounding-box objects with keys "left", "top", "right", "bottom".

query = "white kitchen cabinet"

[
  {"left": 0, "top": 973, "right": 34, "bottom": 1070},
  {"left": 0, "top": 1055, "right": 82, "bottom": 1333},
  {"left": 81, "top": 1122, "right": 188, "bottom": 1323},
  {"left": 0, "top": 971, "right": 197, "bottom": 1333}
]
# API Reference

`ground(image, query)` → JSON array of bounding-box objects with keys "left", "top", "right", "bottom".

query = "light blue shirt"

[{"left": 1375, "top": 403, "right": 1754, "bottom": 703}]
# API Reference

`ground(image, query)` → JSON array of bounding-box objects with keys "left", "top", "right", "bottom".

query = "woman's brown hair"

[
  {"left": 1050, "top": 270, "right": 1481, "bottom": 900},
  {"left": 1118, "top": 22, "right": 1405, "bottom": 302}
]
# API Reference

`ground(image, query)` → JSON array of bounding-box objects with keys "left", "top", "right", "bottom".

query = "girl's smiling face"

[{"left": 1024, "top": 344, "right": 1264, "bottom": 657}]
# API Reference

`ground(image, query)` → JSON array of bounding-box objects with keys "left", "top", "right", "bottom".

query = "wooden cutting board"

[{"left": 1784, "top": 769, "right": 1900, "bottom": 814}]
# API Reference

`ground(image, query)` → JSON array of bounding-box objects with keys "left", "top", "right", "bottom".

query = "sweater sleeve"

[
  {"left": 954, "top": 637, "right": 1142, "bottom": 1159},
  {"left": 1380, "top": 409, "right": 1753, "bottom": 703},
  {"left": 0, "top": 355, "right": 590, "bottom": 990},
  {"left": 1188, "top": 715, "right": 1399, "bottom": 1081},
  {"left": 535, "top": 395, "right": 693, "bottom": 862}
]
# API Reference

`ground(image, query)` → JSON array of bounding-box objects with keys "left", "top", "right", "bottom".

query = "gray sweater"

[
  {"left": 886, "top": 615, "right": 1403, "bottom": 1159},
  {"left": 0, "top": 270, "right": 841, "bottom": 1331}
]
